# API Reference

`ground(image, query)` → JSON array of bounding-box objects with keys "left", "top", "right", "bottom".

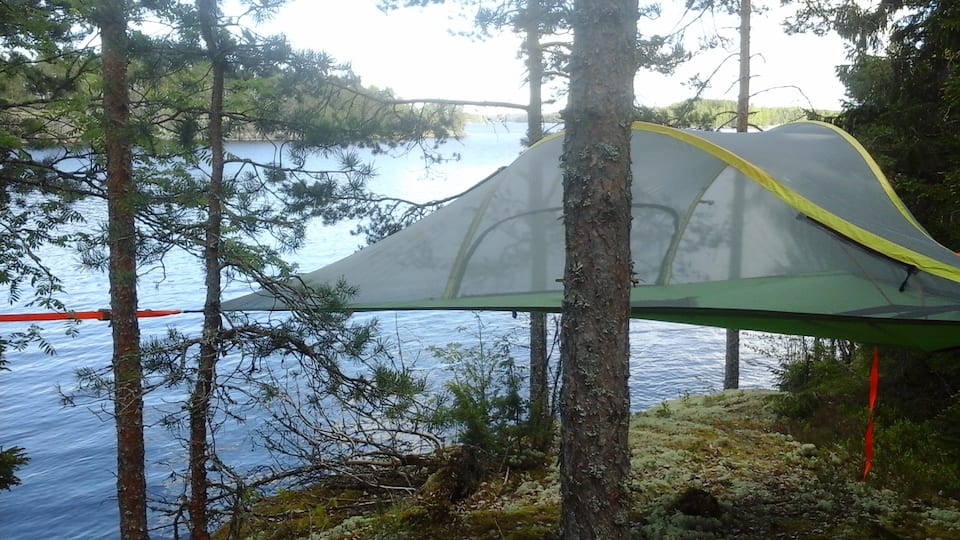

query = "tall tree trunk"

[
  {"left": 736, "top": 0, "right": 750, "bottom": 135},
  {"left": 559, "top": 1, "right": 637, "bottom": 537},
  {"left": 725, "top": 0, "right": 750, "bottom": 390},
  {"left": 100, "top": 1, "right": 148, "bottom": 537},
  {"left": 189, "top": 1, "right": 225, "bottom": 537},
  {"left": 524, "top": 0, "right": 552, "bottom": 452},
  {"left": 524, "top": 0, "right": 544, "bottom": 145},
  {"left": 724, "top": 328, "right": 740, "bottom": 389}
]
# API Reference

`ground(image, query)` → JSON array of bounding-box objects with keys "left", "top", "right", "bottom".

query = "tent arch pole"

[
  {"left": 656, "top": 163, "right": 728, "bottom": 285},
  {"left": 445, "top": 207, "right": 562, "bottom": 296},
  {"left": 442, "top": 169, "right": 513, "bottom": 299},
  {"left": 445, "top": 203, "right": 683, "bottom": 297}
]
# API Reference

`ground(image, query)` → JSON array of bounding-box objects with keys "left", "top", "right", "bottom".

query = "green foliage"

[
  {"left": 3, "top": 3, "right": 465, "bottom": 537},
  {"left": 0, "top": 445, "right": 29, "bottom": 491},
  {"left": 429, "top": 340, "right": 523, "bottom": 449},
  {"left": 426, "top": 319, "right": 540, "bottom": 468},
  {"left": 774, "top": 339, "right": 856, "bottom": 391},
  {"left": 768, "top": 337, "right": 860, "bottom": 421},
  {"left": 864, "top": 348, "right": 960, "bottom": 497},
  {"left": 0, "top": 4, "right": 97, "bottom": 498},
  {"left": 0, "top": 357, "right": 29, "bottom": 491},
  {"left": 873, "top": 417, "right": 960, "bottom": 497},
  {"left": 653, "top": 401, "right": 673, "bottom": 418},
  {"left": 797, "top": 0, "right": 960, "bottom": 249},
  {"left": 932, "top": 397, "right": 960, "bottom": 448},
  {"left": 770, "top": 337, "right": 960, "bottom": 499}
]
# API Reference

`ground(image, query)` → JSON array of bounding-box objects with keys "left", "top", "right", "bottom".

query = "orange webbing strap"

[
  {"left": 0, "top": 309, "right": 183, "bottom": 322},
  {"left": 862, "top": 346, "right": 880, "bottom": 480}
]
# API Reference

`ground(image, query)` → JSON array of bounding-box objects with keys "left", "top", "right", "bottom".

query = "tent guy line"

[{"left": 0, "top": 309, "right": 192, "bottom": 323}]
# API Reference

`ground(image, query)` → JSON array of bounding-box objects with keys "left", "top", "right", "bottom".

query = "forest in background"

[{"left": 478, "top": 99, "right": 840, "bottom": 130}]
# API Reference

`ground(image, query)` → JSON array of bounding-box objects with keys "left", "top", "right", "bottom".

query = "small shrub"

[
  {"left": 774, "top": 342, "right": 857, "bottom": 393},
  {"left": 931, "top": 394, "right": 960, "bottom": 447},
  {"left": 771, "top": 391, "right": 820, "bottom": 419},
  {"left": 766, "top": 338, "right": 960, "bottom": 500},
  {"left": 872, "top": 418, "right": 960, "bottom": 498},
  {"left": 426, "top": 318, "right": 535, "bottom": 470},
  {"left": 654, "top": 402, "right": 673, "bottom": 418}
]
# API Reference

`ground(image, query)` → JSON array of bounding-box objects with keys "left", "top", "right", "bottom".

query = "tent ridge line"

[
  {"left": 798, "top": 120, "right": 934, "bottom": 238},
  {"left": 630, "top": 121, "right": 960, "bottom": 285},
  {"left": 656, "top": 162, "right": 728, "bottom": 285}
]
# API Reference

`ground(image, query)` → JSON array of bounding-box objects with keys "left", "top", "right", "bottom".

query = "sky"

[{"left": 260, "top": 0, "right": 850, "bottom": 112}]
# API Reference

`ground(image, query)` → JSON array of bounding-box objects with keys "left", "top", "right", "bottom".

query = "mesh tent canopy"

[{"left": 222, "top": 121, "right": 960, "bottom": 351}]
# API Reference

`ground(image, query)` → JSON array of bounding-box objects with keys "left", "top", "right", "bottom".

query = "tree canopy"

[
  {"left": 789, "top": 0, "right": 960, "bottom": 249},
  {"left": 1, "top": 1, "right": 462, "bottom": 536}
]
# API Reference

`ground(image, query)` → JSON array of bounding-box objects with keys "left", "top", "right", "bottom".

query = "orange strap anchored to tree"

[
  {"left": 0, "top": 309, "right": 183, "bottom": 323},
  {"left": 862, "top": 346, "right": 880, "bottom": 480}
]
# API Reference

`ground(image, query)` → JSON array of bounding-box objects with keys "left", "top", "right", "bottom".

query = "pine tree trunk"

[
  {"left": 101, "top": 1, "right": 148, "bottom": 537},
  {"left": 725, "top": 0, "right": 750, "bottom": 390},
  {"left": 736, "top": 0, "right": 751, "bottom": 135},
  {"left": 724, "top": 328, "right": 740, "bottom": 389},
  {"left": 559, "top": 1, "right": 637, "bottom": 537},
  {"left": 189, "top": 2, "right": 225, "bottom": 537},
  {"left": 528, "top": 312, "right": 550, "bottom": 447},
  {"left": 524, "top": 0, "right": 553, "bottom": 452}
]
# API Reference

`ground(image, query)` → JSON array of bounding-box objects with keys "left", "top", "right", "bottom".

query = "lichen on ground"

[{"left": 222, "top": 389, "right": 960, "bottom": 539}]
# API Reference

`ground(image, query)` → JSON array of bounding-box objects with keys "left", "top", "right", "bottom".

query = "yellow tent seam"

[
  {"left": 796, "top": 120, "right": 933, "bottom": 238},
  {"left": 631, "top": 121, "right": 960, "bottom": 284}
]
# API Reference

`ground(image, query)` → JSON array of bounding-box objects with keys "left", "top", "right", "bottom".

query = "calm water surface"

[{"left": 0, "top": 123, "right": 779, "bottom": 539}]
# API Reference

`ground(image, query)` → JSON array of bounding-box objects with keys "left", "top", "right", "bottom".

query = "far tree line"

[{"left": 474, "top": 99, "right": 841, "bottom": 129}]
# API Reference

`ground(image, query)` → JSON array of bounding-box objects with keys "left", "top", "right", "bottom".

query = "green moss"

[
  {"left": 315, "top": 502, "right": 559, "bottom": 540},
  {"left": 458, "top": 505, "right": 560, "bottom": 539},
  {"left": 213, "top": 485, "right": 402, "bottom": 540},
  {"left": 222, "top": 389, "right": 960, "bottom": 540}
]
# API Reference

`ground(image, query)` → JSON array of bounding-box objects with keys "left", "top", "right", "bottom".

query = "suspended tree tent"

[{"left": 222, "top": 121, "right": 960, "bottom": 351}]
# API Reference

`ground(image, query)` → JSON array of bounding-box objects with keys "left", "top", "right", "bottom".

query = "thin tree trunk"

[
  {"left": 524, "top": 0, "right": 552, "bottom": 452},
  {"left": 101, "top": 1, "right": 148, "bottom": 537},
  {"left": 525, "top": 0, "right": 544, "bottom": 145},
  {"left": 724, "top": 328, "right": 740, "bottom": 389},
  {"left": 725, "top": 0, "right": 750, "bottom": 390},
  {"left": 528, "top": 312, "right": 550, "bottom": 447},
  {"left": 736, "top": 0, "right": 750, "bottom": 135},
  {"left": 189, "top": 1, "right": 225, "bottom": 537},
  {"left": 559, "top": 1, "right": 637, "bottom": 537}
]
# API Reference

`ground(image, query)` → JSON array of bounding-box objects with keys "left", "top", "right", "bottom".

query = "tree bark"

[
  {"left": 725, "top": 0, "right": 750, "bottom": 390},
  {"left": 528, "top": 312, "right": 550, "bottom": 447},
  {"left": 559, "top": 1, "right": 637, "bottom": 537},
  {"left": 189, "top": 1, "right": 225, "bottom": 537},
  {"left": 736, "top": 0, "right": 751, "bottom": 135},
  {"left": 724, "top": 328, "right": 740, "bottom": 389},
  {"left": 101, "top": 1, "right": 148, "bottom": 537},
  {"left": 524, "top": 0, "right": 553, "bottom": 452},
  {"left": 524, "top": 0, "right": 545, "bottom": 146}
]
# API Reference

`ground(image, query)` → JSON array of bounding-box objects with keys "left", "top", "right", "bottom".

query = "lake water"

[{"left": 0, "top": 122, "right": 781, "bottom": 539}]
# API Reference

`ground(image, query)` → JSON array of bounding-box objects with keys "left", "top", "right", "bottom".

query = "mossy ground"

[{"left": 219, "top": 390, "right": 960, "bottom": 539}]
